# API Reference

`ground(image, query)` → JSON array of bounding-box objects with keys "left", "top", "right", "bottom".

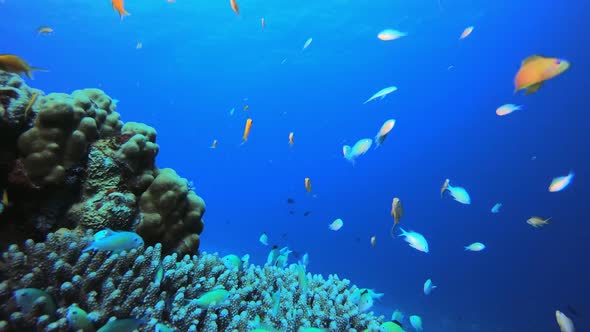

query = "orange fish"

[
  {"left": 304, "top": 177, "right": 312, "bottom": 193},
  {"left": 390, "top": 197, "right": 403, "bottom": 238},
  {"left": 242, "top": 118, "right": 252, "bottom": 142},
  {"left": 230, "top": 0, "right": 239, "bottom": 15},
  {"left": 460, "top": 26, "right": 474, "bottom": 39},
  {"left": 514, "top": 55, "right": 570, "bottom": 95},
  {"left": 112, "top": 0, "right": 130, "bottom": 19},
  {"left": 288, "top": 132, "right": 294, "bottom": 146},
  {"left": 261, "top": 18, "right": 265, "bottom": 29},
  {"left": 0, "top": 54, "right": 45, "bottom": 79}
]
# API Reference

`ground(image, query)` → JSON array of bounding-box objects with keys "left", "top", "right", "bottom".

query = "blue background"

[{"left": 2, "top": 0, "right": 588, "bottom": 331}]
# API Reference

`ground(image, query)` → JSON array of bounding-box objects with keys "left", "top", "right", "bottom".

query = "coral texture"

[
  {"left": 0, "top": 70, "right": 205, "bottom": 255},
  {"left": 0, "top": 230, "right": 384, "bottom": 332},
  {"left": 17, "top": 89, "right": 122, "bottom": 185}
]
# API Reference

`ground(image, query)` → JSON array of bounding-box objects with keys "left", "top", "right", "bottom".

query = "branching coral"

[{"left": 0, "top": 230, "right": 384, "bottom": 332}]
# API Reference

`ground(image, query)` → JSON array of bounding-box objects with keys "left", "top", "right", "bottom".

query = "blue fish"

[
  {"left": 83, "top": 230, "right": 144, "bottom": 253},
  {"left": 97, "top": 318, "right": 145, "bottom": 332},
  {"left": 14, "top": 288, "right": 56, "bottom": 316}
]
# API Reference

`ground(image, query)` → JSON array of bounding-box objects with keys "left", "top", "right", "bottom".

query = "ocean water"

[{"left": 2, "top": 0, "right": 589, "bottom": 331}]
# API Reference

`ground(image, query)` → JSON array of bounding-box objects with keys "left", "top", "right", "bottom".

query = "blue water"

[{"left": 2, "top": 0, "right": 589, "bottom": 331}]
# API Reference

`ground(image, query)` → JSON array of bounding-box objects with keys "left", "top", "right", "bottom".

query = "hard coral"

[
  {"left": 115, "top": 122, "right": 159, "bottom": 173},
  {"left": 138, "top": 168, "right": 205, "bottom": 256},
  {"left": 17, "top": 89, "right": 122, "bottom": 186},
  {"left": 0, "top": 230, "right": 384, "bottom": 331}
]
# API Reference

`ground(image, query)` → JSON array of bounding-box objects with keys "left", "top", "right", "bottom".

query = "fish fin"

[
  {"left": 522, "top": 55, "right": 542, "bottom": 65},
  {"left": 525, "top": 82, "right": 543, "bottom": 95}
]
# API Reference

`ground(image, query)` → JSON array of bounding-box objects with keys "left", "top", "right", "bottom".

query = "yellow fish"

[
  {"left": 527, "top": 216, "right": 551, "bottom": 228},
  {"left": 304, "top": 177, "right": 312, "bottom": 193},
  {"left": 390, "top": 197, "right": 403, "bottom": 238},
  {"left": 37, "top": 27, "right": 54, "bottom": 35},
  {"left": 210, "top": 139, "right": 218, "bottom": 149},
  {"left": 23, "top": 92, "right": 38, "bottom": 120}
]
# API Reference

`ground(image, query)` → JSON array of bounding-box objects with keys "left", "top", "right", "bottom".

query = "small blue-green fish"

[
  {"left": 14, "top": 288, "right": 56, "bottom": 316},
  {"left": 343, "top": 138, "right": 373, "bottom": 165},
  {"left": 441, "top": 179, "right": 471, "bottom": 204},
  {"left": 409, "top": 315, "right": 423, "bottom": 331},
  {"left": 296, "top": 264, "right": 308, "bottom": 293},
  {"left": 273, "top": 247, "right": 292, "bottom": 268},
  {"left": 259, "top": 232, "right": 269, "bottom": 246},
  {"left": 358, "top": 290, "right": 374, "bottom": 312},
  {"left": 97, "top": 318, "right": 145, "bottom": 332},
  {"left": 350, "top": 288, "right": 383, "bottom": 304},
  {"left": 155, "top": 322, "right": 176, "bottom": 332},
  {"left": 491, "top": 203, "right": 502, "bottom": 214},
  {"left": 302, "top": 38, "right": 313, "bottom": 50},
  {"left": 222, "top": 254, "right": 249, "bottom": 270},
  {"left": 271, "top": 290, "right": 281, "bottom": 317},
  {"left": 193, "top": 288, "right": 229, "bottom": 308},
  {"left": 399, "top": 228, "right": 429, "bottom": 253},
  {"left": 423, "top": 278, "right": 437, "bottom": 295},
  {"left": 328, "top": 218, "right": 344, "bottom": 231},
  {"left": 392, "top": 309, "right": 404, "bottom": 323},
  {"left": 299, "top": 252, "right": 309, "bottom": 268},
  {"left": 266, "top": 246, "right": 279, "bottom": 266},
  {"left": 93, "top": 229, "right": 115, "bottom": 241},
  {"left": 154, "top": 264, "right": 164, "bottom": 285},
  {"left": 465, "top": 242, "right": 486, "bottom": 252},
  {"left": 66, "top": 304, "right": 94, "bottom": 332},
  {"left": 83, "top": 231, "right": 144, "bottom": 253},
  {"left": 380, "top": 321, "right": 405, "bottom": 332},
  {"left": 363, "top": 86, "right": 398, "bottom": 104}
]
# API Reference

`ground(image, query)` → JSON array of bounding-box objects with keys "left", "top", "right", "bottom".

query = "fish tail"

[{"left": 390, "top": 225, "right": 396, "bottom": 238}]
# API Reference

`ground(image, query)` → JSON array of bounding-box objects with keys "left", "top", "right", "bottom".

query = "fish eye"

[{"left": 555, "top": 59, "right": 562, "bottom": 64}]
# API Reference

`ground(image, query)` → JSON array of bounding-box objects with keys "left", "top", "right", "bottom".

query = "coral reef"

[
  {"left": 0, "top": 70, "right": 205, "bottom": 256},
  {"left": 0, "top": 230, "right": 384, "bottom": 331}
]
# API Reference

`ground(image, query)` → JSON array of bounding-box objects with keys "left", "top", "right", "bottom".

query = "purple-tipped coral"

[{"left": 0, "top": 229, "right": 384, "bottom": 331}]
